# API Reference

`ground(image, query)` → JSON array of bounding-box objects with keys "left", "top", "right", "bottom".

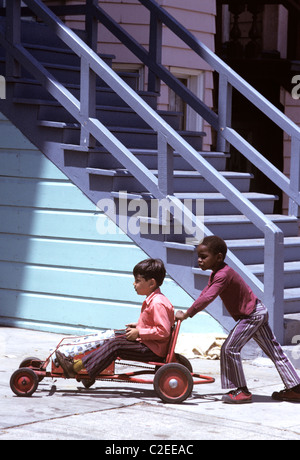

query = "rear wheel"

[
  {"left": 10, "top": 368, "right": 39, "bottom": 397},
  {"left": 154, "top": 363, "right": 193, "bottom": 404},
  {"left": 175, "top": 353, "right": 193, "bottom": 373}
]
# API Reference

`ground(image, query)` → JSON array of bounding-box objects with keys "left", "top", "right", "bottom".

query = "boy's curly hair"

[
  {"left": 201, "top": 236, "right": 227, "bottom": 259},
  {"left": 133, "top": 258, "right": 166, "bottom": 287}
]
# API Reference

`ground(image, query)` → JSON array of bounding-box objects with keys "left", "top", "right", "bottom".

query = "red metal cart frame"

[{"left": 10, "top": 320, "right": 215, "bottom": 403}]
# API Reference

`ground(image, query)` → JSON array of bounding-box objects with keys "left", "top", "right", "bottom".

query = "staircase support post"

[
  {"left": 5, "top": 0, "right": 21, "bottom": 78},
  {"left": 289, "top": 136, "right": 300, "bottom": 217},
  {"left": 148, "top": 11, "right": 162, "bottom": 94},
  {"left": 86, "top": 0, "right": 98, "bottom": 53},
  {"left": 80, "top": 57, "right": 96, "bottom": 148},
  {"left": 217, "top": 73, "right": 232, "bottom": 153},
  {"left": 263, "top": 226, "right": 285, "bottom": 344},
  {"left": 157, "top": 131, "right": 174, "bottom": 196}
]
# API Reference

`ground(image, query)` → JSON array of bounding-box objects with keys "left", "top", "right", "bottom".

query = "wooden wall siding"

[{"left": 0, "top": 113, "right": 223, "bottom": 335}]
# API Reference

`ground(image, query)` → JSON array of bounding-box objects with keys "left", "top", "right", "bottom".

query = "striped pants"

[
  {"left": 221, "top": 301, "right": 300, "bottom": 390},
  {"left": 82, "top": 335, "right": 162, "bottom": 379}
]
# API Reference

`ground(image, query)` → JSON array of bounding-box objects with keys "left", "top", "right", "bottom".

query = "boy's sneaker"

[
  {"left": 272, "top": 388, "right": 300, "bottom": 402},
  {"left": 222, "top": 388, "right": 252, "bottom": 404}
]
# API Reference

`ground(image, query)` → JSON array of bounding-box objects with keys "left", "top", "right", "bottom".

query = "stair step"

[
  {"left": 37, "top": 121, "right": 206, "bottom": 150},
  {"left": 15, "top": 98, "right": 181, "bottom": 130},
  {"left": 10, "top": 55, "right": 140, "bottom": 88},
  {"left": 173, "top": 192, "right": 277, "bottom": 215},
  {"left": 247, "top": 261, "right": 300, "bottom": 289},
  {"left": 284, "top": 288, "right": 300, "bottom": 314},
  {"left": 19, "top": 20, "right": 83, "bottom": 49},
  {"left": 12, "top": 78, "right": 158, "bottom": 108},
  {"left": 110, "top": 189, "right": 276, "bottom": 215},
  {"left": 24, "top": 42, "right": 115, "bottom": 68},
  {"left": 204, "top": 214, "right": 299, "bottom": 239},
  {"left": 74, "top": 146, "right": 229, "bottom": 171},
  {"left": 110, "top": 127, "right": 206, "bottom": 150},
  {"left": 40, "top": 61, "right": 141, "bottom": 89},
  {"left": 87, "top": 167, "right": 253, "bottom": 193},
  {"left": 87, "top": 168, "right": 117, "bottom": 177},
  {"left": 226, "top": 236, "right": 300, "bottom": 264},
  {"left": 128, "top": 149, "right": 229, "bottom": 171}
]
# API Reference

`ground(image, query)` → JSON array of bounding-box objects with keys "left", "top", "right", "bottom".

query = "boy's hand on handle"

[
  {"left": 175, "top": 310, "right": 188, "bottom": 321},
  {"left": 125, "top": 327, "right": 140, "bottom": 341}
]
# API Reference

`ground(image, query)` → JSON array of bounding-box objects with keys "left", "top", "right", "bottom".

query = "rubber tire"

[
  {"left": 10, "top": 368, "right": 39, "bottom": 397},
  {"left": 154, "top": 363, "right": 193, "bottom": 404},
  {"left": 19, "top": 357, "right": 44, "bottom": 382},
  {"left": 175, "top": 353, "right": 193, "bottom": 373},
  {"left": 19, "top": 357, "right": 42, "bottom": 369},
  {"left": 81, "top": 378, "right": 96, "bottom": 389}
]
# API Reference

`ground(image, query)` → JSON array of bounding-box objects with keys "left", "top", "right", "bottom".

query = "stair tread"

[
  {"left": 86, "top": 167, "right": 117, "bottom": 176},
  {"left": 11, "top": 77, "right": 157, "bottom": 99},
  {"left": 24, "top": 42, "right": 116, "bottom": 61},
  {"left": 226, "top": 236, "right": 300, "bottom": 248},
  {"left": 165, "top": 236, "right": 300, "bottom": 251},
  {"left": 284, "top": 287, "right": 300, "bottom": 300},
  {"left": 87, "top": 167, "right": 252, "bottom": 178},
  {"left": 173, "top": 192, "right": 277, "bottom": 200},
  {"left": 38, "top": 120, "right": 78, "bottom": 128},
  {"left": 204, "top": 214, "right": 298, "bottom": 223},
  {"left": 14, "top": 97, "right": 178, "bottom": 116},
  {"left": 247, "top": 261, "right": 300, "bottom": 272},
  {"left": 114, "top": 191, "right": 277, "bottom": 201},
  {"left": 129, "top": 148, "right": 229, "bottom": 157},
  {"left": 37, "top": 120, "right": 205, "bottom": 137}
]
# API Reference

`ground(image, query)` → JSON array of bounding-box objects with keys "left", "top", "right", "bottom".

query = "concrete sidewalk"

[{"left": 1, "top": 326, "right": 300, "bottom": 441}]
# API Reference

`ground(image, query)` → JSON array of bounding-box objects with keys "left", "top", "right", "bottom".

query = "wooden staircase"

[{"left": 0, "top": 1, "right": 300, "bottom": 343}]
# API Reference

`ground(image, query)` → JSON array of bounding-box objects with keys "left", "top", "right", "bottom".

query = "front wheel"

[
  {"left": 154, "top": 363, "right": 193, "bottom": 404},
  {"left": 19, "top": 357, "right": 44, "bottom": 382},
  {"left": 10, "top": 368, "right": 39, "bottom": 397}
]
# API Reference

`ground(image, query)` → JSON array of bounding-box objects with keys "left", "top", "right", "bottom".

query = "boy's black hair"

[
  {"left": 133, "top": 258, "right": 166, "bottom": 287},
  {"left": 200, "top": 236, "right": 227, "bottom": 259}
]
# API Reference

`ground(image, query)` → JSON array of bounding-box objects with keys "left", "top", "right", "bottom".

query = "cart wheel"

[
  {"left": 19, "top": 357, "right": 44, "bottom": 382},
  {"left": 10, "top": 368, "right": 39, "bottom": 397},
  {"left": 175, "top": 353, "right": 193, "bottom": 373},
  {"left": 154, "top": 363, "right": 193, "bottom": 404},
  {"left": 81, "top": 378, "right": 96, "bottom": 389},
  {"left": 19, "top": 356, "right": 42, "bottom": 369}
]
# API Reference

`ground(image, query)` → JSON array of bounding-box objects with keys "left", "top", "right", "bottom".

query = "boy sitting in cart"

[{"left": 56, "top": 258, "right": 175, "bottom": 379}]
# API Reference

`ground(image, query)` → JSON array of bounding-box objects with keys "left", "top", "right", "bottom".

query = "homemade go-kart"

[{"left": 10, "top": 320, "right": 215, "bottom": 403}]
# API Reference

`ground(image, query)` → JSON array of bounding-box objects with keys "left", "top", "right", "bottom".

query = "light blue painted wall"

[{"left": 0, "top": 113, "right": 224, "bottom": 335}]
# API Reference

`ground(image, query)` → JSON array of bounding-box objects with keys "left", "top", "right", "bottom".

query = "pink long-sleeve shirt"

[
  {"left": 187, "top": 263, "right": 258, "bottom": 321},
  {"left": 137, "top": 288, "right": 175, "bottom": 357}
]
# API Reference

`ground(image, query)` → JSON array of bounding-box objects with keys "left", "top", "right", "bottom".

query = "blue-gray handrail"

[{"left": 2, "top": 0, "right": 297, "bottom": 341}]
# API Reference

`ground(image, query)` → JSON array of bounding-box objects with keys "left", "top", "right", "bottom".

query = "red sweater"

[{"left": 187, "top": 264, "right": 258, "bottom": 321}]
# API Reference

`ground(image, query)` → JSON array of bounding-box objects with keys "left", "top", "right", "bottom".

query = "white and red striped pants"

[{"left": 221, "top": 301, "right": 300, "bottom": 390}]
